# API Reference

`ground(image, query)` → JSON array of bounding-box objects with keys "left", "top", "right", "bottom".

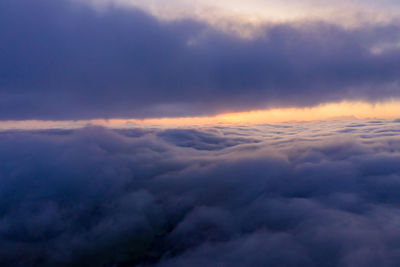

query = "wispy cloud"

[{"left": 86, "top": 0, "right": 400, "bottom": 27}]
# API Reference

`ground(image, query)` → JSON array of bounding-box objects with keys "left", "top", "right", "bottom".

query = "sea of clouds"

[{"left": 1, "top": 120, "right": 400, "bottom": 266}]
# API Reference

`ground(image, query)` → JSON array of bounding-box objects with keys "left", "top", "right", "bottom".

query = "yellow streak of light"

[{"left": 1, "top": 100, "right": 400, "bottom": 130}]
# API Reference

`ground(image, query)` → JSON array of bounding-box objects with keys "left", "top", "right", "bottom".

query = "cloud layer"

[
  {"left": 1, "top": 0, "right": 400, "bottom": 120},
  {"left": 2, "top": 121, "right": 400, "bottom": 266}
]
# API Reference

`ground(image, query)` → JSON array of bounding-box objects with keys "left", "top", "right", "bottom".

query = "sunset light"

[{"left": 2, "top": 100, "right": 400, "bottom": 130}]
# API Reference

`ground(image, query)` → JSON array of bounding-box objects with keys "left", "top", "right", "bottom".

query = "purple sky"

[{"left": 1, "top": 0, "right": 400, "bottom": 120}]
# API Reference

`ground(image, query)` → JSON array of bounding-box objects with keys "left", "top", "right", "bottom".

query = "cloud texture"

[
  {"left": 2, "top": 121, "right": 400, "bottom": 266},
  {"left": 1, "top": 0, "right": 400, "bottom": 119}
]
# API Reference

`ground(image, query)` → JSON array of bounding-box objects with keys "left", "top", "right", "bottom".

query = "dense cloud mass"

[
  {"left": 1, "top": 121, "right": 400, "bottom": 266},
  {"left": 1, "top": 0, "right": 400, "bottom": 119}
]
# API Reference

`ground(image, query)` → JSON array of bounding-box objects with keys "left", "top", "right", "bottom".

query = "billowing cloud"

[
  {"left": 1, "top": 0, "right": 400, "bottom": 120},
  {"left": 2, "top": 121, "right": 400, "bottom": 265}
]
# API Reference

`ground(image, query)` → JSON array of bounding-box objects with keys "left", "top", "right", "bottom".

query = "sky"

[
  {"left": 3, "top": 1, "right": 400, "bottom": 266},
  {"left": 93, "top": 0, "right": 400, "bottom": 28},
  {"left": 1, "top": 0, "right": 400, "bottom": 123}
]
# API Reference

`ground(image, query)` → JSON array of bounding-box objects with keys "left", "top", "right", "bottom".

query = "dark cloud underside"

[{"left": 1, "top": 0, "right": 400, "bottom": 120}]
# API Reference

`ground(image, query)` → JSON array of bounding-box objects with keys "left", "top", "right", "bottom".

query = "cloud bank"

[
  {"left": 1, "top": 0, "right": 400, "bottom": 120},
  {"left": 2, "top": 121, "right": 400, "bottom": 266}
]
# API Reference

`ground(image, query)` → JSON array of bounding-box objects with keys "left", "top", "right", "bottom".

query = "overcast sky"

[{"left": 1, "top": 0, "right": 400, "bottom": 120}]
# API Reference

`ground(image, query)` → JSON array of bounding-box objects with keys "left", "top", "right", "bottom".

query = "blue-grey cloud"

[
  {"left": 1, "top": 0, "right": 400, "bottom": 120},
  {"left": 1, "top": 121, "right": 400, "bottom": 266}
]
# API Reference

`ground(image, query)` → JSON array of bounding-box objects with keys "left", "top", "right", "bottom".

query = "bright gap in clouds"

[
  {"left": 2, "top": 100, "right": 400, "bottom": 130},
  {"left": 87, "top": 0, "right": 400, "bottom": 28}
]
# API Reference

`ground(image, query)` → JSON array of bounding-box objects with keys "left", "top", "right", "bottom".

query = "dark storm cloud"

[
  {"left": 1, "top": 0, "right": 400, "bottom": 119},
  {"left": 2, "top": 122, "right": 400, "bottom": 266}
]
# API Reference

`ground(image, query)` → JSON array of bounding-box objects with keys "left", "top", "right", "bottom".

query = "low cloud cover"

[
  {"left": 2, "top": 121, "right": 400, "bottom": 266},
  {"left": 1, "top": 0, "right": 400, "bottom": 119}
]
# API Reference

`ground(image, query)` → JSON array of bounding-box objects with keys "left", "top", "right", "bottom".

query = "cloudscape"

[{"left": 2, "top": 0, "right": 400, "bottom": 266}]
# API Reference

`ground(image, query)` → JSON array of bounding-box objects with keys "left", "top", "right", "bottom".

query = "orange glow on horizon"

[{"left": 1, "top": 100, "right": 400, "bottom": 130}]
